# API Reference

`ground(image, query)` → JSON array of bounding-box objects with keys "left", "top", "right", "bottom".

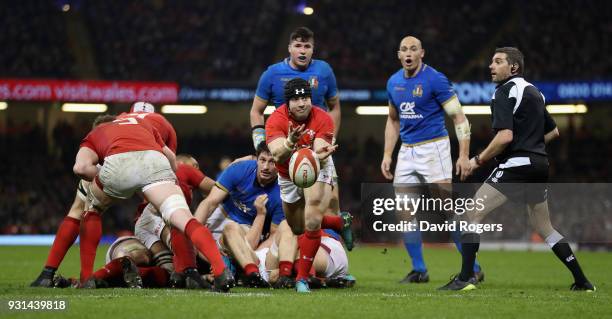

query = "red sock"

[
  {"left": 80, "top": 211, "right": 102, "bottom": 282},
  {"left": 296, "top": 230, "right": 321, "bottom": 281},
  {"left": 170, "top": 227, "right": 196, "bottom": 273},
  {"left": 244, "top": 263, "right": 258, "bottom": 276},
  {"left": 279, "top": 261, "right": 293, "bottom": 277},
  {"left": 139, "top": 266, "right": 169, "bottom": 287},
  {"left": 184, "top": 219, "right": 225, "bottom": 277},
  {"left": 321, "top": 215, "right": 343, "bottom": 232},
  {"left": 45, "top": 216, "right": 80, "bottom": 269},
  {"left": 92, "top": 258, "right": 123, "bottom": 281}
]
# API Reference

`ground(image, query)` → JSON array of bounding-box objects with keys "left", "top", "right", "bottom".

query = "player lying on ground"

[
  {"left": 265, "top": 78, "right": 352, "bottom": 293},
  {"left": 254, "top": 227, "right": 355, "bottom": 289},
  {"left": 440, "top": 47, "right": 595, "bottom": 292},
  {"left": 195, "top": 144, "right": 291, "bottom": 288},
  {"left": 53, "top": 236, "right": 173, "bottom": 289},
  {"left": 72, "top": 112, "right": 233, "bottom": 292}
]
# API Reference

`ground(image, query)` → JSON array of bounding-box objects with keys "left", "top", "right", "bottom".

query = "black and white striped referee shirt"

[{"left": 490, "top": 76, "right": 557, "bottom": 161}]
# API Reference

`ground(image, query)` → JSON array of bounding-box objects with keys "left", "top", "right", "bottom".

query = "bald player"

[{"left": 381, "top": 36, "right": 483, "bottom": 283}]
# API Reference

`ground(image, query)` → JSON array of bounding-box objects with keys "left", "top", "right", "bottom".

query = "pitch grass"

[{"left": 0, "top": 245, "right": 610, "bottom": 318}]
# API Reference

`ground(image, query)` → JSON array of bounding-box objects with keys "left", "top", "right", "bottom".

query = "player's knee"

[
  {"left": 305, "top": 214, "right": 322, "bottom": 231},
  {"left": 222, "top": 222, "right": 240, "bottom": 237},
  {"left": 159, "top": 194, "right": 190, "bottom": 223}
]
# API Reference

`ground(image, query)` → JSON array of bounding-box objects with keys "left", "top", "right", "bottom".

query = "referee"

[{"left": 439, "top": 47, "right": 595, "bottom": 291}]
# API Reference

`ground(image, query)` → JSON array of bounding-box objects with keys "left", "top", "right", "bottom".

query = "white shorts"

[
  {"left": 279, "top": 156, "right": 335, "bottom": 204},
  {"left": 255, "top": 247, "right": 271, "bottom": 283},
  {"left": 134, "top": 203, "right": 167, "bottom": 250},
  {"left": 206, "top": 206, "right": 229, "bottom": 244},
  {"left": 76, "top": 180, "right": 89, "bottom": 201},
  {"left": 98, "top": 150, "right": 176, "bottom": 199},
  {"left": 393, "top": 137, "right": 452, "bottom": 185},
  {"left": 105, "top": 236, "right": 142, "bottom": 263},
  {"left": 320, "top": 236, "right": 349, "bottom": 279}
]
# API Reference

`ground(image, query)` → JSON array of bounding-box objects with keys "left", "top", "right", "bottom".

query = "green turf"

[{"left": 0, "top": 245, "right": 609, "bottom": 318}]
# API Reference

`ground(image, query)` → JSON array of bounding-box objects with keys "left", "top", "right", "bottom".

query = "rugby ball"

[{"left": 289, "top": 148, "right": 320, "bottom": 188}]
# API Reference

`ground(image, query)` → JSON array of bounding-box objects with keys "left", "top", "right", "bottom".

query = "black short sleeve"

[{"left": 492, "top": 84, "right": 516, "bottom": 130}]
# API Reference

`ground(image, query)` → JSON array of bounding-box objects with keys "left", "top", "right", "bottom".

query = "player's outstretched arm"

[
  {"left": 73, "top": 147, "right": 99, "bottom": 182},
  {"left": 194, "top": 186, "right": 228, "bottom": 224},
  {"left": 313, "top": 137, "right": 337, "bottom": 162},
  {"left": 443, "top": 96, "right": 472, "bottom": 180},
  {"left": 327, "top": 95, "right": 341, "bottom": 139},
  {"left": 250, "top": 96, "right": 269, "bottom": 149},
  {"left": 161, "top": 146, "right": 177, "bottom": 172},
  {"left": 268, "top": 123, "right": 306, "bottom": 163},
  {"left": 198, "top": 176, "right": 216, "bottom": 197},
  {"left": 381, "top": 103, "right": 400, "bottom": 180}
]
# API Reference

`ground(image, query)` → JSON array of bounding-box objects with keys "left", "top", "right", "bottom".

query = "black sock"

[
  {"left": 551, "top": 242, "right": 588, "bottom": 284},
  {"left": 459, "top": 233, "right": 480, "bottom": 282}
]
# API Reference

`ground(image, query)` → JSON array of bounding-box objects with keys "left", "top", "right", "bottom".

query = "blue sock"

[
  {"left": 402, "top": 228, "right": 426, "bottom": 272},
  {"left": 451, "top": 230, "right": 481, "bottom": 273}
]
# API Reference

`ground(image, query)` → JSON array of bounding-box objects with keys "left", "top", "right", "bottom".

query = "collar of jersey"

[
  {"left": 403, "top": 63, "right": 426, "bottom": 79},
  {"left": 496, "top": 75, "right": 523, "bottom": 88},
  {"left": 284, "top": 57, "right": 313, "bottom": 71}
]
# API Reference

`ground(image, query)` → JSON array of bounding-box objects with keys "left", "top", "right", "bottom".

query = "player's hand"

[
  {"left": 254, "top": 194, "right": 268, "bottom": 215},
  {"left": 380, "top": 155, "right": 394, "bottom": 180},
  {"left": 287, "top": 123, "right": 306, "bottom": 144},
  {"left": 455, "top": 156, "right": 471, "bottom": 181},
  {"left": 315, "top": 144, "right": 338, "bottom": 160},
  {"left": 469, "top": 157, "right": 480, "bottom": 171}
]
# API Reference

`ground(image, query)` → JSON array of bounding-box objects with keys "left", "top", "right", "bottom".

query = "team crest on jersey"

[
  {"left": 309, "top": 76, "right": 319, "bottom": 89},
  {"left": 412, "top": 84, "right": 423, "bottom": 97}
]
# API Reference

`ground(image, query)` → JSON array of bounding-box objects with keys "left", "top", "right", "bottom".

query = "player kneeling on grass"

[
  {"left": 72, "top": 113, "right": 233, "bottom": 292},
  {"left": 265, "top": 78, "right": 352, "bottom": 293},
  {"left": 195, "top": 144, "right": 290, "bottom": 288}
]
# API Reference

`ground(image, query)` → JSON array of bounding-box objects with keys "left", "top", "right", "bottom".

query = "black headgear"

[{"left": 284, "top": 78, "right": 312, "bottom": 102}]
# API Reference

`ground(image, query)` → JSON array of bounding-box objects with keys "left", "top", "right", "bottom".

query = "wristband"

[
  {"left": 474, "top": 154, "right": 486, "bottom": 166},
  {"left": 251, "top": 126, "right": 266, "bottom": 150},
  {"left": 283, "top": 139, "right": 295, "bottom": 151}
]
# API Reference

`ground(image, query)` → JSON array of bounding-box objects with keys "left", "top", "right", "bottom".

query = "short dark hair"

[
  {"left": 289, "top": 26, "right": 314, "bottom": 43},
  {"left": 284, "top": 78, "right": 312, "bottom": 102},
  {"left": 256, "top": 142, "right": 271, "bottom": 158},
  {"left": 92, "top": 114, "right": 116, "bottom": 128},
  {"left": 495, "top": 47, "right": 524, "bottom": 75}
]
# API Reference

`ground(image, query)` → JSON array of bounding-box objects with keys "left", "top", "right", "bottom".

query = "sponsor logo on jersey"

[
  {"left": 394, "top": 86, "right": 405, "bottom": 91},
  {"left": 412, "top": 84, "right": 423, "bottom": 97},
  {"left": 399, "top": 101, "right": 424, "bottom": 119},
  {"left": 309, "top": 76, "right": 319, "bottom": 89}
]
